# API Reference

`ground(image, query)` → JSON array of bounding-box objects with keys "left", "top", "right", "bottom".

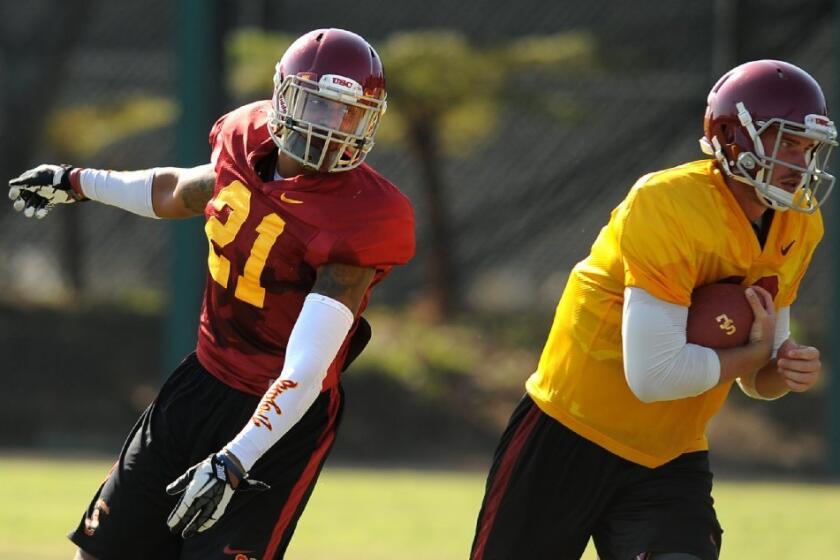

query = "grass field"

[{"left": 1, "top": 457, "right": 839, "bottom": 559}]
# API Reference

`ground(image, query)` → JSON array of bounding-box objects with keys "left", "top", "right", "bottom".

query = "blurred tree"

[
  {"left": 46, "top": 98, "right": 178, "bottom": 160},
  {"left": 225, "top": 29, "right": 296, "bottom": 100},
  {"left": 377, "top": 31, "right": 596, "bottom": 318}
]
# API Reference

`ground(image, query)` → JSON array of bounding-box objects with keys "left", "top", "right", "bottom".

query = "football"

[{"left": 686, "top": 283, "right": 754, "bottom": 349}]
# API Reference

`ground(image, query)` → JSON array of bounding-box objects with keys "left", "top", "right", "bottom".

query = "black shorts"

[
  {"left": 471, "top": 395, "right": 723, "bottom": 560},
  {"left": 69, "top": 353, "right": 344, "bottom": 560}
]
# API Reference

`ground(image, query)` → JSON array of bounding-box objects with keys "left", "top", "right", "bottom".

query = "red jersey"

[{"left": 195, "top": 101, "right": 415, "bottom": 396}]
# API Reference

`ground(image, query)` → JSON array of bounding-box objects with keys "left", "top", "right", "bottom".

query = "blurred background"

[{"left": 1, "top": 0, "right": 839, "bottom": 558}]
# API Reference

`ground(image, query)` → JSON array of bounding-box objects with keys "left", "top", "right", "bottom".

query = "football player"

[
  {"left": 9, "top": 28, "right": 415, "bottom": 560},
  {"left": 470, "top": 60, "right": 834, "bottom": 560}
]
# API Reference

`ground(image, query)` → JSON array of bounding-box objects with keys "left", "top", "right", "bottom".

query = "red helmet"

[
  {"left": 268, "top": 28, "right": 387, "bottom": 173},
  {"left": 700, "top": 60, "right": 837, "bottom": 213}
]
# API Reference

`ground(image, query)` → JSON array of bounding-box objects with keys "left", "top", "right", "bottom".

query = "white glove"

[
  {"left": 165, "top": 450, "right": 269, "bottom": 538},
  {"left": 8, "top": 163, "right": 81, "bottom": 219}
]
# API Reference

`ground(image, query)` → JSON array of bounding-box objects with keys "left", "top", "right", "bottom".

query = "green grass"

[{"left": 1, "top": 457, "right": 838, "bottom": 559}]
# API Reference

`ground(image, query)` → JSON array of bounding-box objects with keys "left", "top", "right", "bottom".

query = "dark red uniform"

[
  {"left": 69, "top": 101, "right": 415, "bottom": 560},
  {"left": 198, "top": 100, "right": 414, "bottom": 395}
]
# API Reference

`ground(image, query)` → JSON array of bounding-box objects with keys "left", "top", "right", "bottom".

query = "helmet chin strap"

[
  {"left": 733, "top": 151, "right": 794, "bottom": 212},
  {"left": 701, "top": 134, "right": 793, "bottom": 211}
]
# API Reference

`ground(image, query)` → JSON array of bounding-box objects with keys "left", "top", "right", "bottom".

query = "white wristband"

[
  {"left": 223, "top": 293, "right": 354, "bottom": 472},
  {"left": 737, "top": 307, "right": 791, "bottom": 400},
  {"left": 79, "top": 168, "right": 158, "bottom": 218}
]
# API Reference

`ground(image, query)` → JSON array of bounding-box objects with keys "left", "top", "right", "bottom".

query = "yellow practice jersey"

[{"left": 526, "top": 159, "right": 823, "bottom": 468}]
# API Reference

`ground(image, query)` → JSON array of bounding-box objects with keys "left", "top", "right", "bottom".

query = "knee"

[{"left": 74, "top": 549, "right": 100, "bottom": 560}]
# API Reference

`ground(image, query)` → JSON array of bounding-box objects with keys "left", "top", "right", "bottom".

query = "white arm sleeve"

[
  {"left": 622, "top": 287, "right": 721, "bottom": 403},
  {"left": 736, "top": 306, "right": 790, "bottom": 400},
  {"left": 223, "top": 293, "right": 354, "bottom": 472},
  {"left": 79, "top": 168, "right": 159, "bottom": 218}
]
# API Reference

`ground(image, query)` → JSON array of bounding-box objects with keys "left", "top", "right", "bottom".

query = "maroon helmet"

[
  {"left": 268, "top": 28, "right": 387, "bottom": 172},
  {"left": 700, "top": 60, "right": 837, "bottom": 213}
]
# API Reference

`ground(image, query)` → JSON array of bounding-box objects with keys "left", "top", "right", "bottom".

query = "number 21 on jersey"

[{"left": 205, "top": 181, "right": 285, "bottom": 308}]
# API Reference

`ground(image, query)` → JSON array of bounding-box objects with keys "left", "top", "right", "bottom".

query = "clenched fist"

[{"left": 8, "top": 164, "right": 82, "bottom": 219}]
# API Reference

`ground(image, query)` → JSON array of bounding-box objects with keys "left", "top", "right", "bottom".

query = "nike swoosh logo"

[
  {"left": 781, "top": 240, "right": 796, "bottom": 256},
  {"left": 223, "top": 545, "right": 254, "bottom": 555},
  {"left": 280, "top": 192, "right": 304, "bottom": 204}
]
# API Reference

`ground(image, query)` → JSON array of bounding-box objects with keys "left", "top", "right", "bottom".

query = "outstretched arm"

[
  {"left": 150, "top": 164, "right": 217, "bottom": 218},
  {"left": 8, "top": 163, "right": 216, "bottom": 219}
]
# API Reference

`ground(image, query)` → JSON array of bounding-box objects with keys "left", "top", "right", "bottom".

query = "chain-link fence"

[
  {"left": 0, "top": 0, "right": 836, "bottom": 465},
  {"left": 1, "top": 0, "right": 834, "bottom": 312}
]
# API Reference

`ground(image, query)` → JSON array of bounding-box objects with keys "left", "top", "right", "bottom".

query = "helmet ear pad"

[
  {"left": 714, "top": 120, "right": 749, "bottom": 166},
  {"left": 719, "top": 123, "right": 736, "bottom": 145}
]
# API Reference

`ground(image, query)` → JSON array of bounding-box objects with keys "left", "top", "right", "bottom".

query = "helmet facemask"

[
  {"left": 268, "top": 69, "right": 387, "bottom": 173},
  {"left": 703, "top": 102, "right": 838, "bottom": 213}
]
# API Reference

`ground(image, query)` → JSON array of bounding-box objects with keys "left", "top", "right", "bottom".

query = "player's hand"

[
  {"left": 776, "top": 339, "right": 821, "bottom": 393},
  {"left": 8, "top": 164, "right": 81, "bottom": 219},
  {"left": 745, "top": 285, "right": 776, "bottom": 357},
  {"left": 166, "top": 450, "right": 269, "bottom": 538}
]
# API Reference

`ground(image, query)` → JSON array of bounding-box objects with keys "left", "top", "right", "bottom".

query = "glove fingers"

[
  {"left": 198, "top": 510, "right": 223, "bottom": 533},
  {"left": 181, "top": 491, "right": 217, "bottom": 537},
  {"left": 36, "top": 203, "right": 53, "bottom": 220},
  {"left": 165, "top": 475, "right": 189, "bottom": 495},
  {"left": 9, "top": 167, "right": 49, "bottom": 187},
  {"left": 176, "top": 507, "right": 204, "bottom": 538},
  {"left": 21, "top": 191, "right": 49, "bottom": 218},
  {"left": 166, "top": 494, "right": 192, "bottom": 532},
  {"left": 8, "top": 173, "right": 34, "bottom": 187},
  {"left": 183, "top": 508, "right": 212, "bottom": 538},
  {"left": 165, "top": 455, "right": 238, "bottom": 539},
  {"left": 29, "top": 193, "right": 49, "bottom": 210},
  {"left": 18, "top": 190, "right": 38, "bottom": 204},
  {"left": 14, "top": 190, "right": 46, "bottom": 214},
  {"left": 166, "top": 465, "right": 197, "bottom": 495},
  {"left": 195, "top": 484, "right": 234, "bottom": 534}
]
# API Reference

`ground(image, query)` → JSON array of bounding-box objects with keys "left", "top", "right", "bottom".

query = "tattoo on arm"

[
  {"left": 179, "top": 174, "right": 216, "bottom": 214},
  {"left": 312, "top": 263, "right": 375, "bottom": 314}
]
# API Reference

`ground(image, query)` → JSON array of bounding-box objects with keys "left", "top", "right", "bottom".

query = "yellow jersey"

[{"left": 526, "top": 159, "right": 823, "bottom": 467}]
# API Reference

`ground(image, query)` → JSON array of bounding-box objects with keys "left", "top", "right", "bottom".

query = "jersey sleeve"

[
  {"left": 617, "top": 183, "right": 697, "bottom": 307},
  {"left": 209, "top": 111, "right": 232, "bottom": 165}
]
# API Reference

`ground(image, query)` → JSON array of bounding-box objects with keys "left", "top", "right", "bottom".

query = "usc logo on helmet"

[{"left": 332, "top": 76, "right": 355, "bottom": 88}]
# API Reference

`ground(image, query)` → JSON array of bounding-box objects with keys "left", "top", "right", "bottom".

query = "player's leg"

[
  {"left": 68, "top": 401, "right": 183, "bottom": 560},
  {"left": 180, "top": 384, "right": 345, "bottom": 560},
  {"left": 470, "top": 394, "right": 625, "bottom": 560},
  {"left": 68, "top": 353, "right": 247, "bottom": 560},
  {"left": 592, "top": 451, "right": 723, "bottom": 560},
  {"left": 72, "top": 550, "right": 99, "bottom": 560}
]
